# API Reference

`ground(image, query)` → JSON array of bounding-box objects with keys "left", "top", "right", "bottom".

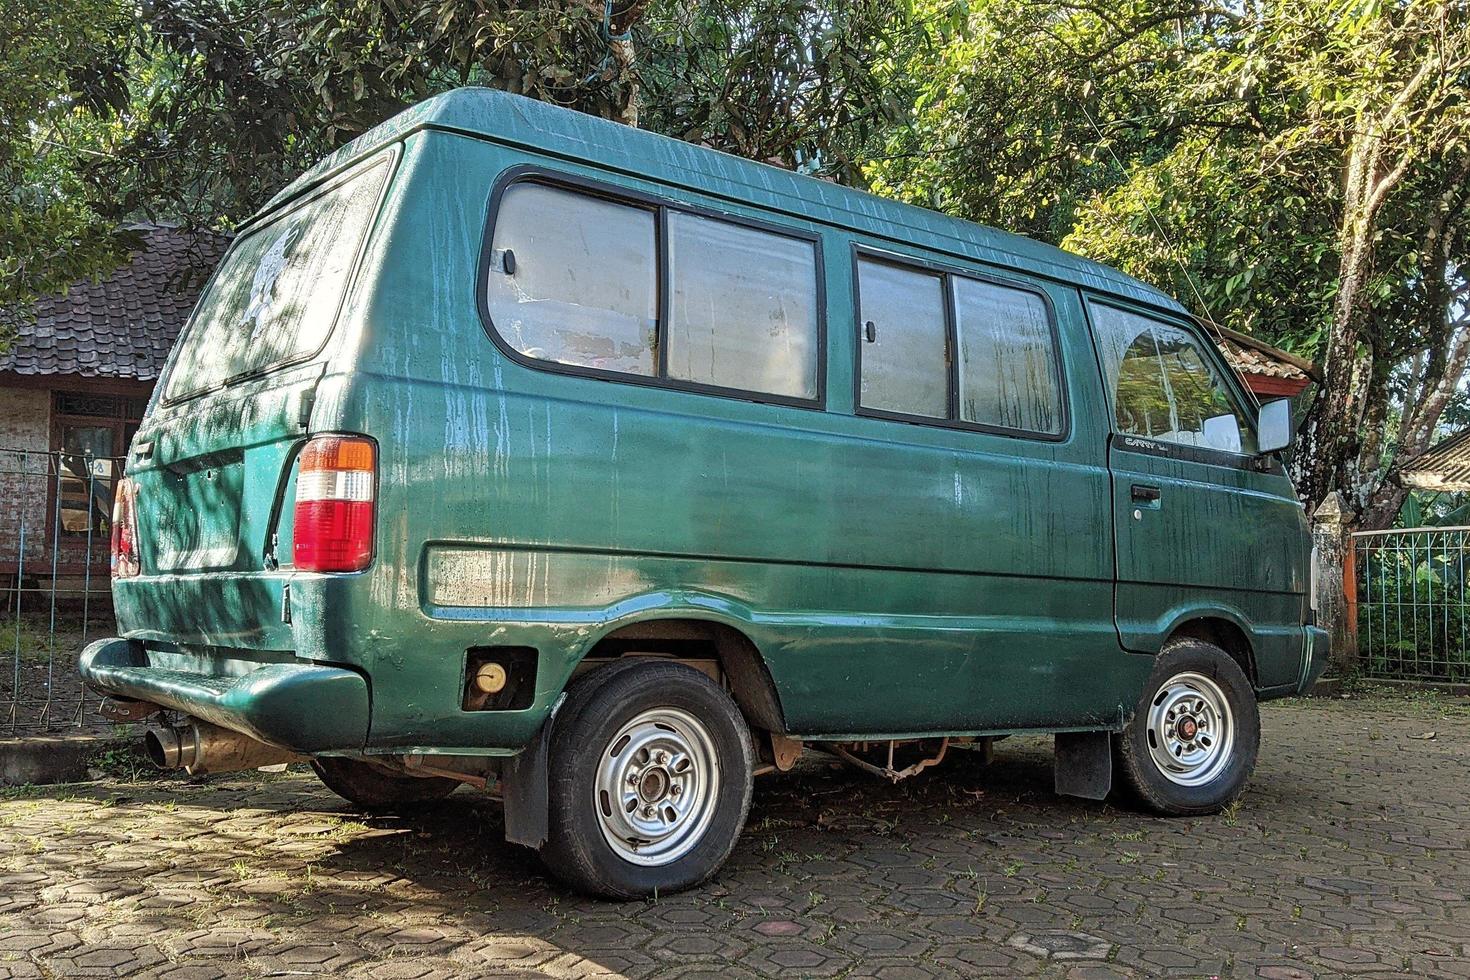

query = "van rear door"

[{"left": 121, "top": 154, "right": 391, "bottom": 642}]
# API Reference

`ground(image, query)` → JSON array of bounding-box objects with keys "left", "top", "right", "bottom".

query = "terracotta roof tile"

[
  {"left": 1218, "top": 337, "right": 1311, "bottom": 381},
  {"left": 1401, "top": 430, "right": 1470, "bottom": 492},
  {"left": 1, "top": 224, "right": 230, "bottom": 382}
]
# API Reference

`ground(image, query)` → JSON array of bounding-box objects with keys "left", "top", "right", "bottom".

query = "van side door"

[
  {"left": 1088, "top": 300, "right": 1309, "bottom": 688},
  {"left": 813, "top": 250, "right": 1132, "bottom": 734}
]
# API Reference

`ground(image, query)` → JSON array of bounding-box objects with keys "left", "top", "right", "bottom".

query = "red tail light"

[
  {"left": 293, "top": 436, "right": 376, "bottom": 572},
  {"left": 111, "top": 476, "right": 140, "bottom": 579}
]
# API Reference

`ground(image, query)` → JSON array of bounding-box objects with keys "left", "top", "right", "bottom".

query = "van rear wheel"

[
  {"left": 312, "top": 757, "right": 459, "bottom": 812},
  {"left": 1113, "top": 639, "right": 1260, "bottom": 816},
  {"left": 541, "top": 660, "right": 754, "bottom": 899}
]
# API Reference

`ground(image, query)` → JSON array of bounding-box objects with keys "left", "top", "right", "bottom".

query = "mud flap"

[
  {"left": 501, "top": 694, "right": 565, "bottom": 849},
  {"left": 1054, "top": 731, "right": 1112, "bottom": 800}
]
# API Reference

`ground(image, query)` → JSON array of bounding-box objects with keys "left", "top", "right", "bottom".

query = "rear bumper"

[
  {"left": 1297, "top": 625, "right": 1331, "bottom": 694},
  {"left": 78, "top": 637, "right": 369, "bottom": 753}
]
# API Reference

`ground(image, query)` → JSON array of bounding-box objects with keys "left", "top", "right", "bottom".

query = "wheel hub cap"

[
  {"left": 1146, "top": 671, "right": 1235, "bottom": 787},
  {"left": 638, "top": 767, "right": 670, "bottom": 803},
  {"left": 594, "top": 707, "right": 720, "bottom": 866}
]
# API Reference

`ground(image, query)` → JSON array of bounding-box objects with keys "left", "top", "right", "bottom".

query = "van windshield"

[{"left": 163, "top": 157, "right": 390, "bottom": 401}]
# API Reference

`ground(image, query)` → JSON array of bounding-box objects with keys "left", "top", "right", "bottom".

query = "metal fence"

[
  {"left": 1354, "top": 526, "right": 1470, "bottom": 684},
  {"left": 2, "top": 447, "right": 123, "bottom": 735}
]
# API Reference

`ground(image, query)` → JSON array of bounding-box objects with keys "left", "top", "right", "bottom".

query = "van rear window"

[{"left": 163, "top": 157, "right": 390, "bottom": 402}]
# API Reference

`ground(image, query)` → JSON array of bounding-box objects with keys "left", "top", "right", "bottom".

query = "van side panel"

[{"left": 319, "top": 131, "right": 1151, "bottom": 749}]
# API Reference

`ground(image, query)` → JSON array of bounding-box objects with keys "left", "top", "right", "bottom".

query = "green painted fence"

[{"left": 1355, "top": 526, "right": 1470, "bottom": 683}]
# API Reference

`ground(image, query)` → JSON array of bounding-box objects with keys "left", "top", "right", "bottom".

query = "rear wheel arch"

[{"left": 575, "top": 617, "right": 787, "bottom": 735}]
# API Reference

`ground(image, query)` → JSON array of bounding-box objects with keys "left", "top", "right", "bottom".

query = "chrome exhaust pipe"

[{"left": 144, "top": 721, "right": 304, "bottom": 775}]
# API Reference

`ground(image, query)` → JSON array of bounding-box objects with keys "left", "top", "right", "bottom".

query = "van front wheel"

[
  {"left": 542, "top": 660, "right": 754, "bottom": 899},
  {"left": 1113, "top": 639, "right": 1260, "bottom": 816}
]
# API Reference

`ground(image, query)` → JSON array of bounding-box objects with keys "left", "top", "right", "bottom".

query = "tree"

[
  {"left": 873, "top": 0, "right": 1470, "bottom": 529},
  {"left": 1073, "top": 1, "right": 1470, "bottom": 527},
  {"left": 638, "top": 0, "right": 928, "bottom": 185},
  {"left": 0, "top": 0, "right": 136, "bottom": 316},
  {"left": 101, "top": 0, "right": 645, "bottom": 230},
  {"left": 3, "top": 0, "right": 922, "bottom": 321},
  {"left": 867, "top": 0, "right": 1211, "bottom": 241}
]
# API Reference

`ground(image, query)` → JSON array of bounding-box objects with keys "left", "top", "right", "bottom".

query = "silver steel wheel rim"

[
  {"left": 1145, "top": 671, "right": 1235, "bottom": 787},
  {"left": 593, "top": 707, "right": 721, "bottom": 867}
]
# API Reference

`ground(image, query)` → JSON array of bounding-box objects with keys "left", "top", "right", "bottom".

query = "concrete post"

[{"left": 1311, "top": 492, "right": 1358, "bottom": 674}]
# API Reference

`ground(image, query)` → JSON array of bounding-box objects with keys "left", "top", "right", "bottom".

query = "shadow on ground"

[{"left": 2, "top": 693, "right": 1468, "bottom": 978}]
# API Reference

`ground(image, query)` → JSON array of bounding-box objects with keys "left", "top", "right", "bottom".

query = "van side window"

[
  {"left": 954, "top": 277, "right": 1062, "bottom": 434},
  {"left": 1092, "top": 305, "right": 1257, "bottom": 455},
  {"left": 667, "top": 212, "right": 819, "bottom": 399},
  {"left": 857, "top": 258, "right": 948, "bottom": 418},
  {"left": 486, "top": 183, "right": 658, "bottom": 376}
]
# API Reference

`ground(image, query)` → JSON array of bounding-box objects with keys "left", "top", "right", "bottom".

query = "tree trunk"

[
  {"left": 1295, "top": 121, "right": 1414, "bottom": 518},
  {"left": 602, "top": 0, "right": 647, "bottom": 127},
  {"left": 610, "top": 36, "right": 638, "bottom": 126}
]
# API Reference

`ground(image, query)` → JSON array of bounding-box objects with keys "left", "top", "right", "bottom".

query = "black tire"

[
  {"left": 541, "top": 660, "right": 754, "bottom": 899},
  {"left": 312, "top": 756, "right": 459, "bottom": 812},
  {"left": 1112, "top": 639, "right": 1260, "bottom": 816}
]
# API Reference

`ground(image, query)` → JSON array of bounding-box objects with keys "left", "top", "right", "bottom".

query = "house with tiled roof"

[
  {"left": 1, "top": 223, "right": 228, "bottom": 582},
  {"left": 1211, "top": 324, "right": 1321, "bottom": 400}
]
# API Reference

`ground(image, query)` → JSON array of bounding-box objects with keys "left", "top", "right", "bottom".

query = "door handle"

[{"left": 1130, "top": 484, "right": 1161, "bottom": 504}]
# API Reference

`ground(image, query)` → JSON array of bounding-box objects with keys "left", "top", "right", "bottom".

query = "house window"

[{"left": 51, "top": 390, "right": 144, "bottom": 536}]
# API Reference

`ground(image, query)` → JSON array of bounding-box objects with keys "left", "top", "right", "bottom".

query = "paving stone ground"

[{"left": 2, "top": 689, "right": 1467, "bottom": 979}]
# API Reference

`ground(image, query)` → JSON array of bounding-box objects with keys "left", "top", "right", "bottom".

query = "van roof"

[{"left": 263, "top": 88, "right": 1186, "bottom": 316}]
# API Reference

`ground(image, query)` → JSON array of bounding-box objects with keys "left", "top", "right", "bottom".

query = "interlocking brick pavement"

[{"left": 1, "top": 691, "right": 1467, "bottom": 978}]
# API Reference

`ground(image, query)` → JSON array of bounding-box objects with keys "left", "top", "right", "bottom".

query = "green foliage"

[
  {"left": 2, "top": 0, "right": 922, "bottom": 321},
  {"left": 867, "top": 0, "right": 1204, "bottom": 242},
  {"left": 638, "top": 0, "right": 931, "bottom": 184},
  {"left": 874, "top": 0, "right": 1470, "bottom": 521},
  {"left": 1396, "top": 491, "right": 1470, "bottom": 529},
  {"left": 1359, "top": 543, "right": 1470, "bottom": 682},
  {"left": 102, "top": 0, "right": 641, "bottom": 229},
  {"left": 0, "top": 0, "right": 136, "bottom": 318}
]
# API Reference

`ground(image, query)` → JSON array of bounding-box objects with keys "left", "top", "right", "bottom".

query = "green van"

[{"left": 81, "top": 88, "right": 1328, "bottom": 898}]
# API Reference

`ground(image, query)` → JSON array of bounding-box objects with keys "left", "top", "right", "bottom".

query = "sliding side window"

[
  {"left": 485, "top": 179, "right": 822, "bottom": 401},
  {"left": 486, "top": 182, "right": 658, "bottom": 376},
  {"left": 954, "top": 277, "right": 1063, "bottom": 434},
  {"left": 856, "top": 254, "right": 1064, "bottom": 436},
  {"left": 666, "top": 212, "right": 819, "bottom": 399},
  {"left": 857, "top": 258, "right": 948, "bottom": 418}
]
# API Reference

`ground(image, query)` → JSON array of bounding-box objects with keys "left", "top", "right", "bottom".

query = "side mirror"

[{"left": 1257, "top": 399, "right": 1292, "bottom": 454}]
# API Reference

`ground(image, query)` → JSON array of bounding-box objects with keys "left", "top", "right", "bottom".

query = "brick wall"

[{"left": 0, "top": 386, "right": 53, "bottom": 567}]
